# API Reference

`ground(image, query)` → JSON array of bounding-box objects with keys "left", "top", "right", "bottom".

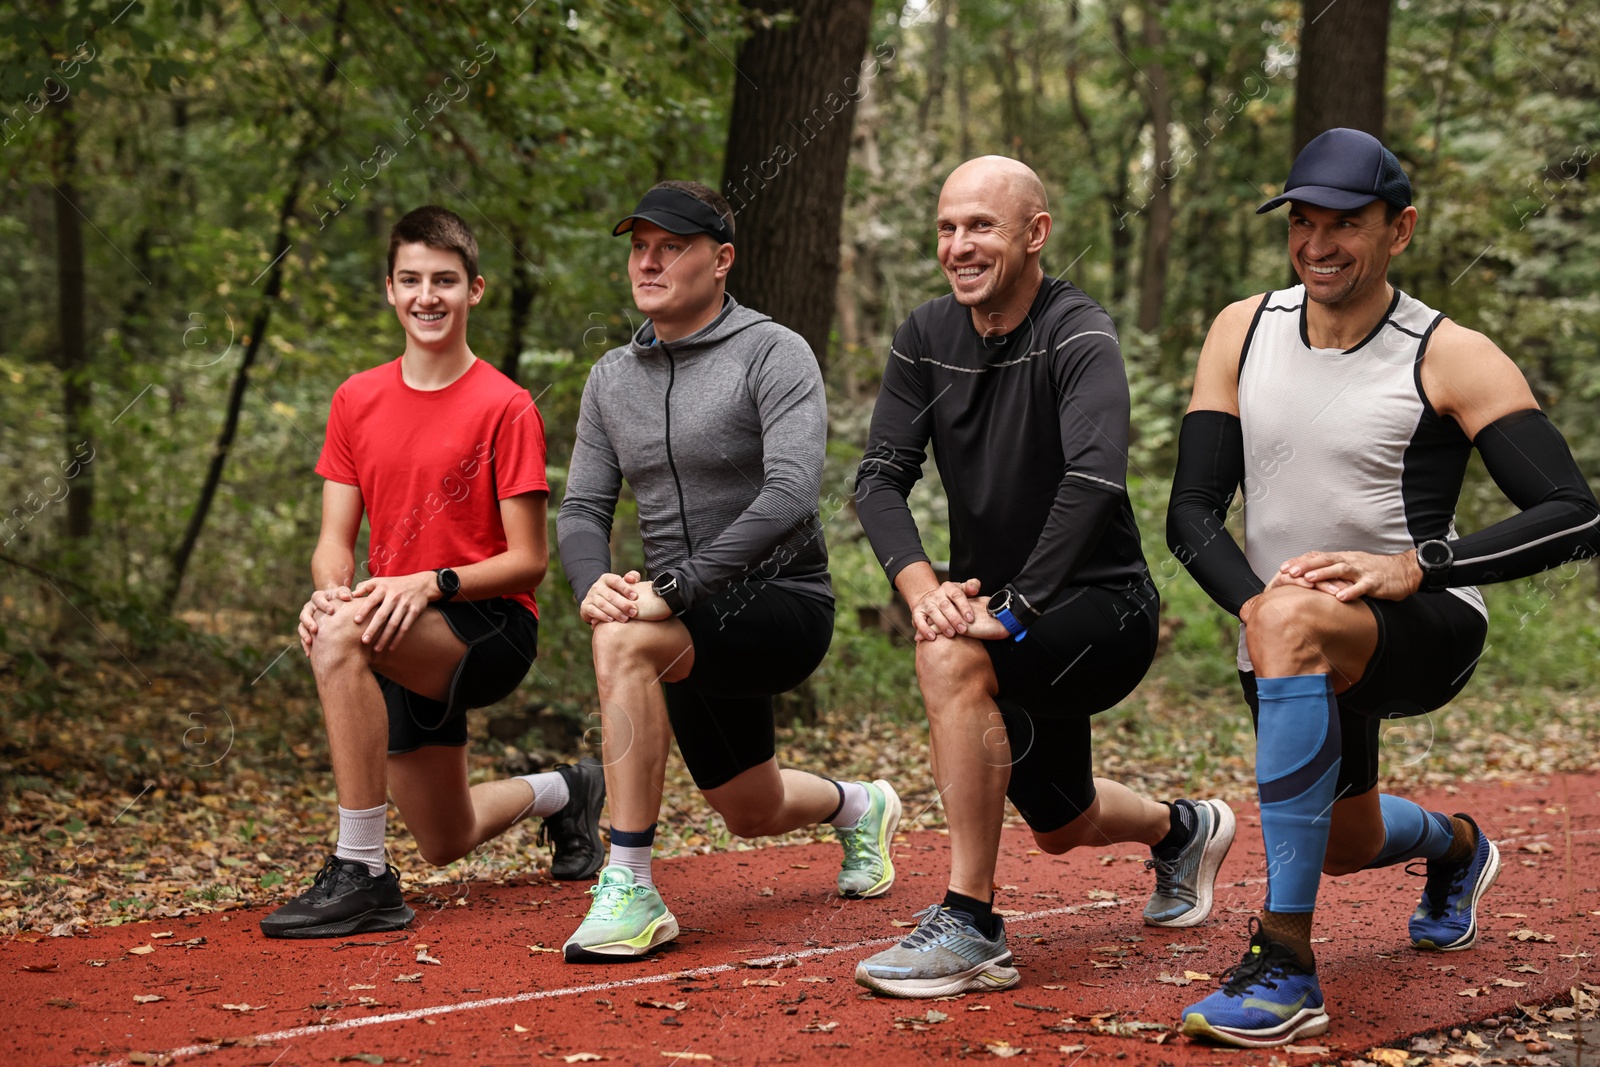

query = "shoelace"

[
  {"left": 587, "top": 880, "right": 647, "bottom": 919},
  {"left": 1216, "top": 921, "right": 1298, "bottom": 998},
  {"left": 899, "top": 904, "right": 971, "bottom": 949},
  {"left": 1405, "top": 858, "right": 1466, "bottom": 920},
  {"left": 1144, "top": 854, "right": 1181, "bottom": 896}
]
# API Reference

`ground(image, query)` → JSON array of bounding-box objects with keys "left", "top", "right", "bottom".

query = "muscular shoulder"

[
  {"left": 1420, "top": 318, "right": 1539, "bottom": 438},
  {"left": 1186, "top": 294, "right": 1268, "bottom": 415}
]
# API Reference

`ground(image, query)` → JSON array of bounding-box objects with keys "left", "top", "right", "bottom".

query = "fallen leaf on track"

[
  {"left": 333, "top": 1056, "right": 383, "bottom": 1065},
  {"left": 563, "top": 1055, "right": 604, "bottom": 1064},
  {"left": 394, "top": 974, "right": 422, "bottom": 983},
  {"left": 128, "top": 945, "right": 155, "bottom": 955},
  {"left": 1368, "top": 1049, "right": 1408, "bottom": 1067},
  {"left": 415, "top": 948, "right": 442, "bottom": 965},
  {"left": 639, "top": 1000, "right": 688, "bottom": 1011},
  {"left": 799, "top": 1020, "right": 838, "bottom": 1033},
  {"left": 219, "top": 1003, "right": 262, "bottom": 1012},
  {"left": 133, "top": 994, "right": 165, "bottom": 1004},
  {"left": 1284, "top": 1045, "right": 1330, "bottom": 1055},
  {"left": 127, "top": 1054, "right": 174, "bottom": 1066},
  {"left": 742, "top": 979, "right": 783, "bottom": 987},
  {"left": 1509, "top": 929, "right": 1556, "bottom": 942},
  {"left": 21, "top": 963, "right": 58, "bottom": 973},
  {"left": 659, "top": 1053, "right": 711, "bottom": 1062}
]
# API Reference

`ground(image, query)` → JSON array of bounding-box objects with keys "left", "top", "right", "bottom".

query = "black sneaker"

[
  {"left": 259, "top": 856, "right": 413, "bottom": 940},
  {"left": 541, "top": 757, "right": 606, "bottom": 881}
]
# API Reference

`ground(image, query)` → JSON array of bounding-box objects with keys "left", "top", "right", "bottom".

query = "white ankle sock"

[
  {"left": 608, "top": 844, "right": 654, "bottom": 888},
  {"left": 515, "top": 771, "right": 570, "bottom": 820},
  {"left": 829, "top": 781, "right": 871, "bottom": 829},
  {"left": 335, "top": 803, "right": 388, "bottom": 875}
]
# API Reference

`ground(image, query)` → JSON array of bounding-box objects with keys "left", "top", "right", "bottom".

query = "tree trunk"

[
  {"left": 54, "top": 94, "right": 92, "bottom": 550},
  {"left": 720, "top": 0, "right": 875, "bottom": 366},
  {"left": 502, "top": 222, "right": 535, "bottom": 384},
  {"left": 1135, "top": 2, "right": 1173, "bottom": 334},
  {"left": 166, "top": 0, "right": 349, "bottom": 607},
  {"left": 915, "top": 0, "right": 951, "bottom": 133},
  {"left": 1294, "top": 0, "right": 1391, "bottom": 153}
]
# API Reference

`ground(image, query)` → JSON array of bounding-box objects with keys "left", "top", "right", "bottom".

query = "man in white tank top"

[{"left": 1165, "top": 128, "right": 1599, "bottom": 1047}]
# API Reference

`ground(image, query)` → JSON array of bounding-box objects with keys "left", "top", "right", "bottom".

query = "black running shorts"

[
  {"left": 664, "top": 582, "right": 834, "bottom": 791},
  {"left": 984, "top": 579, "right": 1160, "bottom": 833},
  {"left": 380, "top": 597, "right": 539, "bottom": 755},
  {"left": 1238, "top": 589, "right": 1487, "bottom": 798}
]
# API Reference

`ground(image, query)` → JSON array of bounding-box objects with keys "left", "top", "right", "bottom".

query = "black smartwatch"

[
  {"left": 434, "top": 567, "right": 460, "bottom": 602},
  {"left": 1415, "top": 540, "right": 1453, "bottom": 594},
  {"left": 986, "top": 587, "right": 1029, "bottom": 642},
  {"left": 651, "top": 570, "right": 688, "bottom": 615}
]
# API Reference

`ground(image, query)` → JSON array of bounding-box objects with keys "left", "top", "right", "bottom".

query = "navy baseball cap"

[
  {"left": 613, "top": 186, "right": 734, "bottom": 245},
  {"left": 1256, "top": 128, "right": 1412, "bottom": 214}
]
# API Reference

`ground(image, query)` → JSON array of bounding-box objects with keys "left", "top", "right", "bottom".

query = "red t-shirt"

[{"left": 316, "top": 358, "right": 548, "bottom": 617}]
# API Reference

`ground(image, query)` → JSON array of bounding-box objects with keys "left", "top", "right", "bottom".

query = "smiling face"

[
  {"left": 385, "top": 241, "right": 483, "bottom": 353},
  {"left": 935, "top": 160, "right": 1050, "bottom": 328},
  {"left": 626, "top": 220, "right": 732, "bottom": 340},
  {"left": 1287, "top": 200, "right": 1416, "bottom": 308}
]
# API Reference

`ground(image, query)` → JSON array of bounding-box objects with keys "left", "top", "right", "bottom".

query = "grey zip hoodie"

[{"left": 557, "top": 294, "right": 832, "bottom": 612}]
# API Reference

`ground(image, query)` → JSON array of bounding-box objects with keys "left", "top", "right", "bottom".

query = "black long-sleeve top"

[{"left": 855, "top": 277, "right": 1151, "bottom": 629}]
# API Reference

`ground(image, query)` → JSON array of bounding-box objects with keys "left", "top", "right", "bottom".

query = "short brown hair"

[
  {"left": 650, "top": 180, "right": 735, "bottom": 240},
  {"left": 388, "top": 205, "right": 479, "bottom": 279}
]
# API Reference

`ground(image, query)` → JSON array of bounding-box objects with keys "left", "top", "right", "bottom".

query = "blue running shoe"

[
  {"left": 1180, "top": 921, "right": 1329, "bottom": 1048},
  {"left": 1144, "top": 798, "right": 1236, "bottom": 928},
  {"left": 855, "top": 903, "right": 1019, "bottom": 998},
  {"left": 1410, "top": 812, "right": 1500, "bottom": 951}
]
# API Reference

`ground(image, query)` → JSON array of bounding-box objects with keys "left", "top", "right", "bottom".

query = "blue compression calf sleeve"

[
  {"left": 1256, "top": 674, "right": 1342, "bottom": 914},
  {"left": 1362, "top": 794, "right": 1454, "bottom": 869}
]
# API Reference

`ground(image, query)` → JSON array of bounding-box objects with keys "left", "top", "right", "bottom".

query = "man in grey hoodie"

[{"left": 555, "top": 181, "right": 902, "bottom": 961}]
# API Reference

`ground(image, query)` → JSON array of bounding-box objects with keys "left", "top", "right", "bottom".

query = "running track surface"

[{"left": 5, "top": 774, "right": 1597, "bottom": 1066}]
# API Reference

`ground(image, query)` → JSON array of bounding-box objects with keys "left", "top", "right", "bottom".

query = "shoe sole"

[
  {"left": 562, "top": 912, "right": 679, "bottom": 963},
  {"left": 840, "top": 779, "right": 902, "bottom": 899},
  {"left": 1181, "top": 1004, "right": 1329, "bottom": 1048},
  {"left": 260, "top": 904, "right": 415, "bottom": 941},
  {"left": 1145, "top": 799, "right": 1237, "bottom": 929},
  {"left": 854, "top": 955, "right": 1019, "bottom": 998},
  {"left": 1412, "top": 839, "right": 1502, "bottom": 951}
]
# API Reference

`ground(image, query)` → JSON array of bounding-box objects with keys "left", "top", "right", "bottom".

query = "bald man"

[{"left": 852, "top": 157, "right": 1234, "bottom": 997}]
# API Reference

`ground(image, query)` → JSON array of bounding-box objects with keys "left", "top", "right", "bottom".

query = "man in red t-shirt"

[{"left": 261, "top": 206, "right": 606, "bottom": 940}]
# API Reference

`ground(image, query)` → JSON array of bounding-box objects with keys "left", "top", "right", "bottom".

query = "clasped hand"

[
  {"left": 581, "top": 570, "right": 672, "bottom": 627},
  {"left": 910, "top": 578, "right": 1009, "bottom": 642},
  {"left": 298, "top": 571, "right": 440, "bottom": 655}
]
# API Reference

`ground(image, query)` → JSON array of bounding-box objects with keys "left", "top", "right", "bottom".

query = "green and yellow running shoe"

[
  {"left": 562, "top": 866, "right": 679, "bottom": 962},
  {"left": 836, "top": 779, "right": 901, "bottom": 898}
]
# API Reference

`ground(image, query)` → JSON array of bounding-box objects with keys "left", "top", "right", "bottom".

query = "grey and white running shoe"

[
  {"left": 855, "top": 903, "right": 1020, "bottom": 997},
  {"left": 1143, "top": 798, "right": 1236, "bottom": 928}
]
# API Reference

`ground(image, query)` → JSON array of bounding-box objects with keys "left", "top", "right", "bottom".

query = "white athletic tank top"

[{"left": 1235, "top": 285, "right": 1486, "bottom": 672}]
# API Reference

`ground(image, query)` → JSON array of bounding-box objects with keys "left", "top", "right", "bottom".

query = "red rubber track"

[{"left": 5, "top": 774, "right": 1596, "bottom": 1066}]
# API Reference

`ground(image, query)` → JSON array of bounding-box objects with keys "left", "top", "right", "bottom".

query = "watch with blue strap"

[{"left": 987, "top": 588, "right": 1029, "bottom": 642}]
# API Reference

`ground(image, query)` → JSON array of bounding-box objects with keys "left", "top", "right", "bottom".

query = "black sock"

[
  {"left": 1153, "top": 800, "right": 1197, "bottom": 855},
  {"left": 942, "top": 889, "right": 995, "bottom": 937}
]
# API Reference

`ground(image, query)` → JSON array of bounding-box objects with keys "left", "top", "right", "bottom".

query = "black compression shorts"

[
  {"left": 985, "top": 579, "right": 1160, "bottom": 833},
  {"left": 665, "top": 582, "right": 834, "bottom": 790},
  {"left": 1239, "top": 589, "right": 1487, "bottom": 797},
  {"left": 380, "top": 597, "right": 538, "bottom": 754}
]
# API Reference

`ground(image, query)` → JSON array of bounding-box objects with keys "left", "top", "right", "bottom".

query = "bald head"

[
  {"left": 940, "top": 156, "right": 1048, "bottom": 219},
  {"left": 935, "top": 156, "right": 1053, "bottom": 327}
]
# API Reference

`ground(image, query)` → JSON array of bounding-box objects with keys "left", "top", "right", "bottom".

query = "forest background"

[{"left": 1, "top": 0, "right": 1597, "bottom": 933}]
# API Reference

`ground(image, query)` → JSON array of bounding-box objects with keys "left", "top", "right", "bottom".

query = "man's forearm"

[{"left": 311, "top": 543, "right": 356, "bottom": 590}]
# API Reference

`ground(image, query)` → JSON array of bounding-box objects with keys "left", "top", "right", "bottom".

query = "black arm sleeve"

[
  {"left": 999, "top": 327, "right": 1132, "bottom": 628},
  {"left": 854, "top": 331, "right": 934, "bottom": 587},
  {"left": 1449, "top": 408, "right": 1600, "bottom": 586},
  {"left": 1167, "top": 410, "right": 1265, "bottom": 617}
]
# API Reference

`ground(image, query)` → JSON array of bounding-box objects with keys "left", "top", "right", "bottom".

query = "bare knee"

[
  {"left": 309, "top": 606, "right": 370, "bottom": 676},
  {"left": 719, "top": 807, "right": 781, "bottom": 839},
  {"left": 1030, "top": 802, "right": 1104, "bottom": 855},
  {"left": 414, "top": 834, "right": 472, "bottom": 868},
  {"left": 1245, "top": 587, "right": 1336, "bottom": 675},
  {"left": 591, "top": 621, "right": 651, "bottom": 685},
  {"left": 915, "top": 636, "right": 996, "bottom": 710},
  {"left": 1322, "top": 831, "right": 1381, "bottom": 876}
]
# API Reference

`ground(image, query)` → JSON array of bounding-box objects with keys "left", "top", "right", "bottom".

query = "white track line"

[{"left": 84, "top": 901, "right": 1123, "bottom": 1066}]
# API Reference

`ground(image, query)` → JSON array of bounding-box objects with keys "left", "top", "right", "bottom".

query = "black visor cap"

[{"left": 612, "top": 187, "right": 734, "bottom": 245}]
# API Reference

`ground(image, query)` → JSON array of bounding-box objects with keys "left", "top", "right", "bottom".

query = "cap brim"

[
  {"left": 612, "top": 210, "right": 721, "bottom": 238},
  {"left": 1255, "top": 185, "right": 1380, "bottom": 214}
]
